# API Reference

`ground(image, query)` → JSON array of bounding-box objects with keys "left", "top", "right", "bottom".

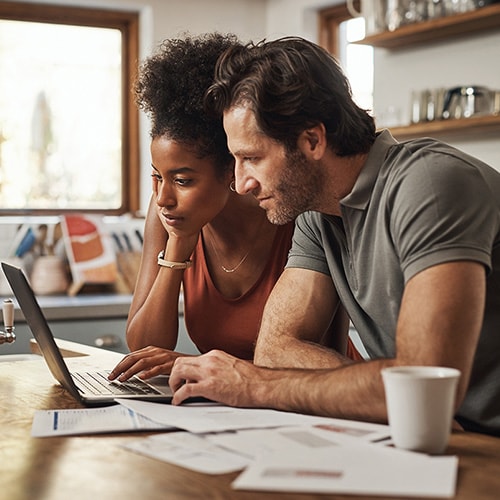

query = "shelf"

[
  {"left": 386, "top": 114, "right": 500, "bottom": 140},
  {"left": 356, "top": 3, "right": 500, "bottom": 49},
  {"left": 355, "top": 3, "right": 500, "bottom": 140}
]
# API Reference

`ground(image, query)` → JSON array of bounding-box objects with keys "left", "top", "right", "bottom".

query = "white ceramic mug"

[
  {"left": 347, "top": 0, "right": 387, "bottom": 35},
  {"left": 382, "top": 366, "right": 461, "bottom": 454}
]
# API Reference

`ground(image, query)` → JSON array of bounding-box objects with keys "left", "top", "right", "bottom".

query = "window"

[
  {"left": 319, "top": 3, "right": 374, "bottom": 112},
  {"left": 0, "top": 2, "right": 139, "bottom": 215}
]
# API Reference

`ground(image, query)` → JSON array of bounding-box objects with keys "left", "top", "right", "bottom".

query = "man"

[{"left": 169, "top": 37, "right": 500, "bottom": 437}]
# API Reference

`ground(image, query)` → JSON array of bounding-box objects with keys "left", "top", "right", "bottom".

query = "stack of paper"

[{"left": 32, "top": 399, "right": 458, "bottom": 497}]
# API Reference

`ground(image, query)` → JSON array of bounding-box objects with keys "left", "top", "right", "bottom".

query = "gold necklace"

[{"left": 206, "top": 217, "right": 266, "bottom": 273}]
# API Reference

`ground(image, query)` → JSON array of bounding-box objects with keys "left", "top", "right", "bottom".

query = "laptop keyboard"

[{"left": 73, "top": 370, "right": 162, "bottom": 396}]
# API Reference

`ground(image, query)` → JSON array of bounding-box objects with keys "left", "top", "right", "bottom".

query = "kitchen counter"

[
  {"left": 4, "top": 293, "right": 133, "bottom": 322},
  {"left": 2, "top": 289, "right": 186, "bottom": 323},
  {"left": 0, "top": 292, "right": 197, "bottom": 356}
]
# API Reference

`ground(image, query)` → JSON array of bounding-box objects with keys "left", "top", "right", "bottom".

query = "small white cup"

[{"left": 381, "top": 366, "right": 461, "bottom": 455}]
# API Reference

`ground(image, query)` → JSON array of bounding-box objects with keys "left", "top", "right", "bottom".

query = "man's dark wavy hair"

[
  {"left": 134, "top": 32, "right": 240, "bottom": 176},
  {"left": 205, "top": 36, "right": 376, "bottom": 156}
]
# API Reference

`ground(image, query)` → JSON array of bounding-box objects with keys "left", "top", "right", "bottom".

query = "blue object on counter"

[{"left": 15, "top": 228, "right": 36, "bottom": 257}]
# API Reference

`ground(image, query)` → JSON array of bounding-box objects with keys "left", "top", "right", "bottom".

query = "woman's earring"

[{"left": 229, "top": 180, "right": 236, "bottom": 192}]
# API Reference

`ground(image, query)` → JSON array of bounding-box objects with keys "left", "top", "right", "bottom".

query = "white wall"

[
  {"left": 265, "top": 0, "right": 337, "bottom": 41},
  {"left": 373, "top": 31, "right": 500, "bottom": 170}
]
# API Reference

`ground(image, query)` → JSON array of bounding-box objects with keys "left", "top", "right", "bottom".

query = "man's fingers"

[
  {"left": 169, "top": 357, "right": 197, "bottom": 389},
  {"left": 171, "top": 382, "right": 197, "bottom": 405}
]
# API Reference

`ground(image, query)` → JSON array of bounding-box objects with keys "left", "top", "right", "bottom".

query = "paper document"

[
  {"left": 233, "top": 443, "right": 458, "bottom": 497},
  {"left": 206, "top": 425, "right": 386, "bottom": 461},
  {"left": 116, "top": 398, "right": 390, "bottom": 437},
  {"left": 122, "top": 425, "right": 378, "bottom": 475},
  {"left": 309, "top": 417, "right": 390, "bottom": 442},
  {"left": 31, "top": 405, "right": 176, "bottom": 437},
  {"left": 123, "top": 432, "right": 251, "bottom": 474}
]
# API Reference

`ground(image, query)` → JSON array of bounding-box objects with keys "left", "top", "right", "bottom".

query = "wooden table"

[{"left": 1, "top": 341, "right": 500, "bottom": 500}]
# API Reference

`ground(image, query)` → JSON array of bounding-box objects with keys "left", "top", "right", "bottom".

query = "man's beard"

[{"left": 265, "top": 147, "right": 324, "bottom": 225}]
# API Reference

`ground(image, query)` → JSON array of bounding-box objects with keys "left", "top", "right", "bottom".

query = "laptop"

[{"left": 1, "top": 262, "right": 174, "bottom": 406}]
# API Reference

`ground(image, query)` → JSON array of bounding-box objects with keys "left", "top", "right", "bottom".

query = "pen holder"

[{"left": 31, "top": 255, "right": 70, "bottom": 295}]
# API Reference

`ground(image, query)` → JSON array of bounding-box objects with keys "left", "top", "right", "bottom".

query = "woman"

[{"left": 109, "top": 34, "right": 358, "bottom": 383}]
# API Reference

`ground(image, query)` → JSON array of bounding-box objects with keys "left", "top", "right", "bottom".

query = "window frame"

[
  {"left": 318, "top": 1, "right": 359, "bottom": 57},
  {"left": 0, "top": 1, "right": 140, "bottom": 215}
]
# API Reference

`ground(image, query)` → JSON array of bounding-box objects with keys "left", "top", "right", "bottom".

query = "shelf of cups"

[
  {"left": 355, "top": 3, "right": 500, "bottom": 49},
  {"left": 386, "top": 114, "right": 500, "bottom": 141}
]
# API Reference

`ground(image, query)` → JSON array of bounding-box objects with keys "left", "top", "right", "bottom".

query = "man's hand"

[
  {"left": 108, "top": 346, "right": 186, "bottom": 382},
  {"left": 169, "top": 350, "right": 263, "bottom": 406}
]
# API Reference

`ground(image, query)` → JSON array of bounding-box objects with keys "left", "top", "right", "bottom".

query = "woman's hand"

[
  {"left": 108, "top": 346, "right": 191, "bottom": 382},
  {"left": 155, "top": 204, "right": 201, "bottom": 262}
]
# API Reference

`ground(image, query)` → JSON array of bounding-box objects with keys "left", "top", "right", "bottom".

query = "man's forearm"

[
  {"left": 251, "top": 359, "right": 390, "bottom": 423},
  {"left": 255, "top": 335, "right": 348, "bottom": 369}
]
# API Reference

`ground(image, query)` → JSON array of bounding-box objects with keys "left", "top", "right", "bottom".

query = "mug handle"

[{"left": 346, "top": 0, "right": 362, "bottom": 17}]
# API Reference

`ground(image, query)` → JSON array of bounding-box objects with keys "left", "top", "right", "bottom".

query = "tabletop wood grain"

[{"left": 1, "top": 343, "right": 499, "bottom": 500}]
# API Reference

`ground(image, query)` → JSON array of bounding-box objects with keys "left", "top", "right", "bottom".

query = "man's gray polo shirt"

[{"left": 287, "top": 130, "right": 500, "bottom": 436}]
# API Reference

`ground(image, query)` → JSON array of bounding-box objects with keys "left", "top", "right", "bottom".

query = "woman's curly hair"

[{"left": 135, "top": 32, "right": 240, "bottom": 176}]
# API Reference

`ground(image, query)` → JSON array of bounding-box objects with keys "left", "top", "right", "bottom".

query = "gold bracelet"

[{"left": 157, "top": 251, "right": 192, "bottom": 269}]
